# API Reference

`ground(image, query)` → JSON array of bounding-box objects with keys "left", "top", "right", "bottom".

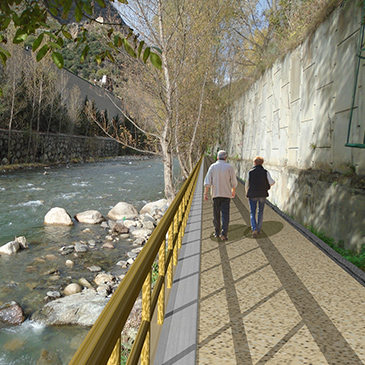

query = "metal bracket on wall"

[{"left": 346, "top": 0, "right": 365, "bottom": 149}]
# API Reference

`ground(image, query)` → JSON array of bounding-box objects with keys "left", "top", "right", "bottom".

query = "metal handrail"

[{"left": 69, "top": 156, "right": 203, "bottom": 365}]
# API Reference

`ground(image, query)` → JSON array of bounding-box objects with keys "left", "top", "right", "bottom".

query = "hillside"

[{"left": 55, "top": 1, "right": 127, "bottom": 93}]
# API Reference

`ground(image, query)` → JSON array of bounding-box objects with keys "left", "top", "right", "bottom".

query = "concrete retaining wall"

[
  {"left": 0, "top": 129, "right": 119, "bottom": 165},
  {"left": 226, "top": 1, "right": 365, "bottom": 251}
]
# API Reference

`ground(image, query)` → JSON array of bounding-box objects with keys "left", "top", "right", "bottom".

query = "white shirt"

[{"left": 204, "top": 160, "right": 237, "bottom": 198}]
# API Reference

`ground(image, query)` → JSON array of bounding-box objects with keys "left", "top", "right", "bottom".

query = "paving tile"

[
  {"left": 155, "top": 159, "right": 365, "bottom": 365},
  {"left": 197, "top": 170, "right": 365, "bottom": 365}
]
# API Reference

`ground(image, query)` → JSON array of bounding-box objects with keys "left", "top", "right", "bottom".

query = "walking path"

[{"left": 155, "top": 158, "right": 365, "bottom": 364}]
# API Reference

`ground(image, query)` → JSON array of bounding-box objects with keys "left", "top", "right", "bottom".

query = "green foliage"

[
  {"left": 60, "top": 29, "right": 115, "bottom": 82},
  {"left": 0, "top": 0, "right": 162, "bottom": 97},
  {"left": 152, "top": 262, "right": 159, "bottom": 284},
  {"left": 308, "top": 226, "right": 365, "bottom": 271}
]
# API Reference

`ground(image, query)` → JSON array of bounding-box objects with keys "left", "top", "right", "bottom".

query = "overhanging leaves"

[
  {"left": 149, "top": 52, "right": 162, "bottom": 70},
  {"left": 36, "top": 44, "right": 49, "bottom": 61},
  {"left": 137, "top": 40, "right": 145, "bottom": 58},
  {"left": 142, "top": 47, "right": 150, "bottom": 63},
  {"left": 123, "top": 39, "right": 136, "bottom": 58},
  {"left": 0, "top": 17, "right": 11, "bottom": 31},
  {"left": 51, "top": 51, "right": 64, "bottom": 69},
  {"left": 95, "top": 0, "right": 106, "bottom": 7},
  {"left": 80, "top": 44, "right": 90, "bottom": 63},
  {"left": 62, "top": 0, "right": 73, "bottom": 20},
  {"left": 62, "top": 30, "right": 72, "bottom": 40},
  {"left": 32, "top": 33, "right": 44, "bottom": 51},
  {"left": 13, "top": 28, "right": 27, "bottom": 44},
  {"left": 0, "top": 50, "right": 8, "bottom": 66}
]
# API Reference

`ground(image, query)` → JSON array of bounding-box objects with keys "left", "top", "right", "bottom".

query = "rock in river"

[
  {"left": 74, "top": 210, "right": 106, "bottom": 224},
  {"left": 140, "top": 199, "right": 168, "bottom": 215},
  {"left": 31, "top": 289, "right": 109, "bottom": 326},
  {"left": 0, "top": 236, "right": 28, "bottom": 255},
  {"left": 0, "top": 301, "right": 25, "bottom": 325},
  {"left": 64, "top": 283, "right": 82, "bottom": 296},
  {"left": 113, "top": 220, "right": 129, "bottom": 234},
  {"left": 44, "top": 207, "right": 73, "bottom": 226},
  {"left": 107, "top": 202, "right": 138, "bottom": 220}
]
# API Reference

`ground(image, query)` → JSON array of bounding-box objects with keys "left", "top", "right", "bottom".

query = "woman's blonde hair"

[{"left": 253, "top": 156, "right": 264, "bottom": 165}]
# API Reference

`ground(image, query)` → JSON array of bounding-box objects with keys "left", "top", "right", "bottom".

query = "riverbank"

[
  {"left": 0, "top": 129, "right": 120, "bottom": 166},
  {"left": 0, "top": 154, "right": 152, "bottom": 173}
]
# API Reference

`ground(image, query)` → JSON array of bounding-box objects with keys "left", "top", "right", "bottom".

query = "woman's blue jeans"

[
  {"left": 249, "top": 197, "right": 266, "bottom": 232},
  {"left": 213, "top": 197, "right": 230, "bottom": 236}
]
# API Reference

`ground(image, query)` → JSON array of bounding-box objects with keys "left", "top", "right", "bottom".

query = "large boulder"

[
  {"left": 44, "top": 207, "right": 73, "bottom": 226},
  {"left": 74, "top": 210, "right": 105, "bottom": 224},
  {"left": 0, "top": 301, "right": 25, "bottom": 325},
  {"left": 107, "top": 202, "right": 138, "bottom": 220},
  {"left": 130, "top": 228, "right": 153, "bottom": 240},
  {"left": 140, "top": 199, "right": 168, "bottom": 215},
  {"left": 31, "top": 289, "right": 109, "bottom": 327},
  {"left": 0, "top": 236, "right": 28, "bottom": 255}
]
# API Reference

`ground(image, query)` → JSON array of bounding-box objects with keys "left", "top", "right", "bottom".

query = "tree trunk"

[
  {"left": 47, "top": 97, "right": 54, "bottom": 134},
  {"left": 160, "top": 134, "right": 175, "bottom": 204},
  {"left": 188, "top": 71, "right": 208, "bottom": 171},
  {"left": 27, "top": 78, "right": 37, "bottom": 162},
  {"left": 7, "top": 78, "right": 16, "bottom": 163},
  {"left": 35, "top": 75, "right": 43, "bottom": 161},
  {"left": 158, "top": 0, "right": 176, "bottom": 202}
]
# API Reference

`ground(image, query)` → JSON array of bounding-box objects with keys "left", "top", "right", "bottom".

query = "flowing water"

[{"left": 0, "top": 156, "right": 175, "bottom": 364}]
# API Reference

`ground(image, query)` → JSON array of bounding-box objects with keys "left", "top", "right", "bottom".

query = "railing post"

[
  {"left": 106, "top": 337, "right": 121, "bottom": 365},
  {"left": 158, "top": 241, "right": 165, "bottom": 325},
  {"left": 177, "top": 201, "right": 183, "bottom": 250},
  {"left": 167, "top": 220, "right": 173, "bottom": 289},
  {"left": 141, "top": 271, "right": 151, "bottom": 365},
  {"left": 173, "top": 210, "right": 179, "bottom": 266}
]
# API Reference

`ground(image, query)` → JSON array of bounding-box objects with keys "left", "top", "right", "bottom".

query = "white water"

[{"left": 0, "top": 156, "right": 177, "bottom": 364}]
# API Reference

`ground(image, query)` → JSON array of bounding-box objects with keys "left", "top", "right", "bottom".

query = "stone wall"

[
  {"left": 226, "top": 1, "right": 365, "bottom": 251},
  {"left": 0, "top": 129, "right": 119, "bottom": 165}
]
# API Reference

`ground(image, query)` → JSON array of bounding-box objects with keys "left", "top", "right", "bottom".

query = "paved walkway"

[{"left": 155, "top": 158, "right": 365, "bottom": 364}]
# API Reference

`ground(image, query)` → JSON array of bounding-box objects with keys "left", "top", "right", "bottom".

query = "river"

[{"left": 0, "top": 156, "right": 176, "bottom": 365}]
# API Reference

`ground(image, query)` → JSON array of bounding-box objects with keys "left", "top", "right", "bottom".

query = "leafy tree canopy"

[{"left": 0, "top": 0, "right": 162, "bottom": 96}]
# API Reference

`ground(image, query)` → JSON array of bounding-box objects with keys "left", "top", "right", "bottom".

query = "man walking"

[
  {"left": 204, "top": 150, "right": 237, "bottom": 241},
  {"left": 246, "top": 156, "right": 275, "bottom": 238}
]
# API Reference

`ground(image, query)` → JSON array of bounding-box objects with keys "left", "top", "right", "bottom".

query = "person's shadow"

[{"left": 210, "top": 221, "right": 284, "bottom": 241}]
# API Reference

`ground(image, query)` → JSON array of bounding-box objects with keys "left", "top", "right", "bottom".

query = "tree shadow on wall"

[{"left": 284, "top": 167, "right": 365, "bottom": 251}]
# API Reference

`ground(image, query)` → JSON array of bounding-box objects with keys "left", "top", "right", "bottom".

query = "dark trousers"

[{"left": 213, "top": 197, "right": 230, "bottom": 236}]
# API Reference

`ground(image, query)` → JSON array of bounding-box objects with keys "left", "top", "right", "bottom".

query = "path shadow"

[
  {"left": 209, "top": 224, "right": 248, "bottom": 242},
  {"left": 244, "top": 221, "right": 284, "bottom": 239},
  {"left": 209, "top": 221, "right": 284, "bottom": 241}
]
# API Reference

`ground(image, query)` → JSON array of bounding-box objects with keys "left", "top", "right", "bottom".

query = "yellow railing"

[{"left": 69, "top": 156, "right": 203, "bottom": 365}]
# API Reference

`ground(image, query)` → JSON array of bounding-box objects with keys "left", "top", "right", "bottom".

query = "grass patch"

[
  {"left": 308, "top": 226, "right": 365, "bottom": 271},
  {"left": 0, "top": 162, "right": 48, "bottom": 172},
  {"left": 152, "top": 262, "right": 159, "bottom": 284}
]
